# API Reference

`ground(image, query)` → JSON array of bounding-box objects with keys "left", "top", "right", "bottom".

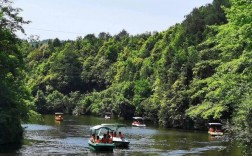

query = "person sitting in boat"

[
  {"left": 90, "top": 134, "right": 96, "bottom": 143},
  {"left": 209, "top": 127, "right": 214, "bottom": 132},
  {"left": 215, "top": 127, "right": 221, "bottom": 132},
  {"left": 133, "top": 121, "right": 140, "bottom": 124},
  {"left": 119, "top": 131, "right": 124, "bottom": 138},
  {"left": 113, "top": 131, "right": 117, "bottom": 137},
  {"left": 96, "top": 136, "right": 101, "bottom": 143},
  {"left": 107, "top": 131, "right": 110, "bottom": 138},
  {"left": 107, "top": 135, "right": 113, "bottom": 143},
  {"left": 109, "top": 131, "right": 113, "bottom": 137},
  {"left": 101, "top": 134, "right": 107, "bottom": 143}
]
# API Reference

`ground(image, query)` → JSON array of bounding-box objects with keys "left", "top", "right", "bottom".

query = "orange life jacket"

[
  {"left": 108, "top": 138, "right": 113, "bottom": 143},
  {"left": 101, "top": 138, "right": 106, "bottom": 143}
]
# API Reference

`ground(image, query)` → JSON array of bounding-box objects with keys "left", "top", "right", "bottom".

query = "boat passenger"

[
  {"left": 107, "top": 135, "right": 113, "bottom": 143},
  {"left": 216, "top": 127, "right": 221, "bottom": 132},
  {"left": 119, "top": 131, "right": 124, "bottom": 138},
  {"left": 90, "top": 134, "right": 95, "bottom": 143},
  {"left": 209, "top": 127, "right": 214, "bottom": 132},
  {"left": 101, "top": 134, "right": 107, "bottom": 143},
  {"left": 109, "top": 131, "right": 113, "bottom": 137},
  {"left": 113, "top": 131, "right": 117, "bottom": 137},
  {"left": 96, "top": 136, "right": 101, "bottom": 143},
  {"left": 107, "top": 131, "right": 110, "bottom": 138}
]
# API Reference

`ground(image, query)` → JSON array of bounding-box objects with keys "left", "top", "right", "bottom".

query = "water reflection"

[{"left": 1, "top": 115, "right": 243, "bottom": 155}]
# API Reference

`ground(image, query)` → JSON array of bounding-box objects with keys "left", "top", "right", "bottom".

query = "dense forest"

[
  {"left": 0, "top": 0, "right": 32, "bottom": 145},
  {"left": 1, "top": 0, "right": 252, "bottom": 153},
  {"left": 28, "top": 0, "right": 230, "bottom": 122}
]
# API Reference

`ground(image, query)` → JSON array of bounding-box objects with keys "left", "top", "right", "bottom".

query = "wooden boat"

[
  {"left": 101, "top": 124, "right": 130, "bottom": 147},
  {"left": 132, "top": 117, "right": 146, "bottom": 127},
  {"left": 88, "top": 125, "right": 115, "bottom": 151},
  {"left": 55, "top": 112, "right": 63, "bottom": 121},
  {"left": 208, "top": 123, "right": 224, "bottom": 136}
]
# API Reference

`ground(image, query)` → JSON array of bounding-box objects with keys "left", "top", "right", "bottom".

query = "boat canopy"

[
  {"left": 101, "top": 124, "right": 126, "bottom": 127},
  {"left": 101, "top": 124, "right": 127, "bottom": 130},
  {"left": 133, "top": 117, "right": 144, "bottom": 120},
  {"left": 208, "top": 123, "right": 222, "bottom": 126},
  {"left": 90, "top": 125, "right": 115, "bottom": 136},
  {"left": 90, "top": 125, "right": 113, "bottom": 131},
  {"left": 55, "top": 112, "right": 63, "bottom": 115}
]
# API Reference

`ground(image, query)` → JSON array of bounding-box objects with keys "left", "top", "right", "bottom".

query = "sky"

[{"left": 13, "top": 0, "right": 213, "bottom": 40}]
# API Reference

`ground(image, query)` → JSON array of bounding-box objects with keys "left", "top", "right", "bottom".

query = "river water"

[{"left": 2, "top": 115, "right": 242, "bottom": 156}]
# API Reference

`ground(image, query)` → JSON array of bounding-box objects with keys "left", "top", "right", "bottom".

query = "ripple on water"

[
  {"left": 17, "top": 116, "right": 241, "bottom": 156},
  {"left": 18, "top": 141, "right": 89, "bottom": 156},
  {"left": 22, "top": 124, "right": 55, "bottom": 131},
  {"left": 166, "top": 145, "right": 226, "bottom": 156}
]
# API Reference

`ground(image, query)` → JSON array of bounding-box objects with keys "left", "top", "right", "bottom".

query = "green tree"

[
  {"left": 0, "top": 0, "right": 31, "bottom": 145},
  {"left": 46, "top": 90, "right": 65, "bottom": 113},
  {"left": 187, "top": 0, "right": 252, "bottom": 131},
  {"left": 49, "top": 43, "right": 82, "bottom": 93}
]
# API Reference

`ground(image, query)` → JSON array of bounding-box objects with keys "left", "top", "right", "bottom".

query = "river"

[{"left": 1, "top": 115, "right": 242, "bottom": 156}]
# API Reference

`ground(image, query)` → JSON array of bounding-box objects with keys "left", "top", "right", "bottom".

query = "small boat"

[
  {"left": 132, "top": 117, "right": 146, "bottom": 127},
  {"left": 88, "top": 125, "right": 115, "bottom": 151},
  {"left": 101, "top": 124, "right": 130, "bottom": 147},
  {"left": 104, "top": 112, "right": 111, "bottom": 119},
  {"left": 55, "top": 112, "right": 63, "bottom": 121},
  {"left": 208, "top": 123, "right": 224, "bottom": 136}
]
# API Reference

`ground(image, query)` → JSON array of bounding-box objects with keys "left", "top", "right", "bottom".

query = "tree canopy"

[
  {"left": 25, "top": 0, "right": 233, "bottom": 126},
  {"left": 0, "top": 0, "right": 31, "bottom": 145}
]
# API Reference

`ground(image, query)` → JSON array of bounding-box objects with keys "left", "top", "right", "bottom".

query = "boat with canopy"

[
  {"left": 208, "top": 123, "right": 224, "bottom": 136},
  {"left": 88, "top": 125, "right": 115, "bottom": 151},
  {"left": 132, "top": 117, "right": 146, "bottom": 127},
  {"left": 54, "top": 112, "right": 63, "bottom": 121}
]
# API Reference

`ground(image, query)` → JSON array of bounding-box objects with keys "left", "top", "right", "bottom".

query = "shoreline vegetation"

[{"left": 1, "top": 0, "right": 252, "bottom": 154}]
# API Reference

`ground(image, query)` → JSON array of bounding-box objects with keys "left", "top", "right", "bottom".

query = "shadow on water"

[
  {"left": 0, "top": 143, "right": 21, "bottom": 155},
  {"left": 1, "top": 115, "right": 243, "bottom": 156}
]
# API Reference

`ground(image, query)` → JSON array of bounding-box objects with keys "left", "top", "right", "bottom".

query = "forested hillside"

[
  {"left": 1, "top": 0, "right": 252, "bottom": 150},
  {"left": 27, "top": 0, "right": 234, "bottom": 128}
]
